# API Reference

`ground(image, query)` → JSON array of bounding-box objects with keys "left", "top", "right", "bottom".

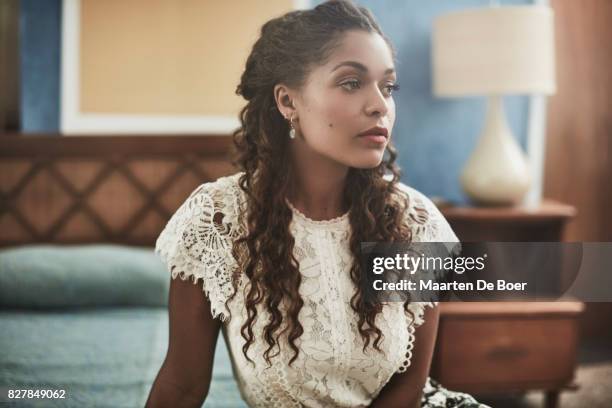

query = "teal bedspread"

[
  {"left": 0, "top": 308, "right": 247, "bottom": 408},
  {"left": 0, "top": 244, "right": 248, "bottom": 407}
]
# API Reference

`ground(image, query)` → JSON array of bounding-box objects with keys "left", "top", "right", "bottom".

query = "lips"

[{"left": 357, "top": 126, "right": 388, "bottom": 139}]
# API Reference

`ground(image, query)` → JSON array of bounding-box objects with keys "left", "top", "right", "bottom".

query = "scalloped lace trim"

[
  {"left": 396, "top": 301, "right": 438, "bottom": 373},
  {"left": 285, "top": 198, "right": 350, "bottom": 228}
]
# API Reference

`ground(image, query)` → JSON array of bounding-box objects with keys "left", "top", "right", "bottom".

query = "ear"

[{"left": 273, "top": 83, "right": 296, "bottom": 119}]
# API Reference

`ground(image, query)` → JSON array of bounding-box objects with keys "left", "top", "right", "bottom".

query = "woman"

[{"left": 146, "top": 1, "right": 489, "bottom": 407}]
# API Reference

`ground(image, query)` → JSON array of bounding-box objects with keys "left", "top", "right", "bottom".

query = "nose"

[{"left": 364, "top": 86, "right": 389, "bottom": 118}]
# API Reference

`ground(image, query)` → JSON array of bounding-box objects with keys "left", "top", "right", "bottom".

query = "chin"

[{"left": 351, "top": 153, "right": 385, "bottom": 169}]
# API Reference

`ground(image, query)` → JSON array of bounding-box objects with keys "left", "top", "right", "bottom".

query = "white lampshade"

[{"left": 433, "top": 5, "right": 556, "bottom": 96}]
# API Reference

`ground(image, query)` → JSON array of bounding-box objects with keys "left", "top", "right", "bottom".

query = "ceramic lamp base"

[{"left": 461, "top": 95, "right": 531, "bottom": 206}]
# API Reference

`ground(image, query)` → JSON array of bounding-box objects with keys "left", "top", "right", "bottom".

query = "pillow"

[{"left": 0, "top": 244, "right": 170, "bottom": 309}]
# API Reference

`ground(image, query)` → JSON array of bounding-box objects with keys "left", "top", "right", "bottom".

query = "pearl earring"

[{"left": 288, "top": 113, "right": 296, "bottom": 139}]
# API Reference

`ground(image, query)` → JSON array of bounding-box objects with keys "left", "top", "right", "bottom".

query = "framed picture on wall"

[{"left": 60, "top": 0, "right": 310, "bottom": 135}]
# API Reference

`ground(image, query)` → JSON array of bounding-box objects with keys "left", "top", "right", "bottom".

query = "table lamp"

[{"left": 432, "top": 5, "right": 556, "bottom": 206}]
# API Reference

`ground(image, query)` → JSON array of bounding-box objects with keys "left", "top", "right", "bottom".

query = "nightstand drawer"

[{"left": 432, "top": 302, "right": 583, "bottom": 392}]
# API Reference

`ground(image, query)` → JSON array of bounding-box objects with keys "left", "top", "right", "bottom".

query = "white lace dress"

[{"left": 154, "top": 172, "right": 488, "bottom": 408}]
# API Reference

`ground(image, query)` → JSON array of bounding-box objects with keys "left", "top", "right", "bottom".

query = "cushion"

[{"left": 0, "top": 244, "right": 170, "bottom": 309}]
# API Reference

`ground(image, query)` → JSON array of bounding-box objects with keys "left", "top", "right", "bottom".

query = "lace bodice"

[{"left": 155, "top": 172, "right": 460, "bottom": 408}]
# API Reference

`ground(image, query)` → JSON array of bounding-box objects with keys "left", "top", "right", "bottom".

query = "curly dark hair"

[{"left": 226, "top": 0, "right": 420, "bottom": 368}]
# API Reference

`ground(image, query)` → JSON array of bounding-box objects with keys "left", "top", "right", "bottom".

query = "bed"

[{"left": 0, "top": 133, "right": 248, "bottom": 407}]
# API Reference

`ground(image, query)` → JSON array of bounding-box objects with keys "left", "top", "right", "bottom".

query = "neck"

[{"left": 287, "top": 146, "right": 349, "bottom": 221}]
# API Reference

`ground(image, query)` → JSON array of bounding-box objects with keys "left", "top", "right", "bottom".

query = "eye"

[
  {"left": 383, "top": 83, "right": 400, "bottom": 96},
  {"left": 341, "top": 79, "right": 360, "bottom": 91},
  {"left": 340, "top": 80, "right": 400, "bottom": 96}
]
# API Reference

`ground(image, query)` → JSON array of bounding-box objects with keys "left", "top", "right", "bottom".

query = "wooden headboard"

[{"left": 0, "top": 134, "right": 236, "bottom": 247}]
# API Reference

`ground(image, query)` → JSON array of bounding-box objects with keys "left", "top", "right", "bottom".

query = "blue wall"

[
  {"left": 20, "top": 0, "right": 533, "bottom": 204},
  {"left": 20, "top": 0, "right": 61, "bottom": 133}
]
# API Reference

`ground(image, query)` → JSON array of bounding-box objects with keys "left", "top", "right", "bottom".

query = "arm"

[
  {"left": 369, "top": 304, "right": 440, "bottom": 408},
  {"left": 145, "top": 276, "right": 222, "bottom": 408}
]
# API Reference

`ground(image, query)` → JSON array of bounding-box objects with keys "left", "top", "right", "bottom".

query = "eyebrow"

[{"left": 331, "top": 61, "right": 395, "bottom": 75}]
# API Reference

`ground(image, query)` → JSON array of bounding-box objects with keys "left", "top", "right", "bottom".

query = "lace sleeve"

[
  {"left": 404, "top": 185, "right": 462, "bottom": 304},
  {"left": 422, "top": 197, "right": 460, "bottom": 246},
  {"left": 154, "top": 183, "right": 241, "bottom": 322},
  {"left": 402, "top": 186, "right": 460, "bottom": 245},
  {"left": 395, "top": 185, "right": 459, "bottom": 373}
]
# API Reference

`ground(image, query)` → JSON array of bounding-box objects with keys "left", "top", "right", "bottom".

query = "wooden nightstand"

[
  {"left": 431, "top": 200, "right": 584, "bottom": 408},
  {"left": 436, "top": 199, "right": 577, "bottom": 242}
]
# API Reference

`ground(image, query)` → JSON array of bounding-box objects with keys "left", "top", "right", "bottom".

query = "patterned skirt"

[{"left": 422, "top": 377, "right": 491, "bottom": 407}]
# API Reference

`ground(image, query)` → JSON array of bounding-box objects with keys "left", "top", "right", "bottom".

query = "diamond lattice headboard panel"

[{"left": 0, "top": 134, "right": 236, "bottom": 247}]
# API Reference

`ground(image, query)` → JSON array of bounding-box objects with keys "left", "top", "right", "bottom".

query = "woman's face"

[{"left": 287, "top": 30, "right": 398, "bottom": 169}]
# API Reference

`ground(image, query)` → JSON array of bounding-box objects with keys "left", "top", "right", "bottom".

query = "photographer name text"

[{"left": 372, "top": 279, "right": 527, "bottom": 291}]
